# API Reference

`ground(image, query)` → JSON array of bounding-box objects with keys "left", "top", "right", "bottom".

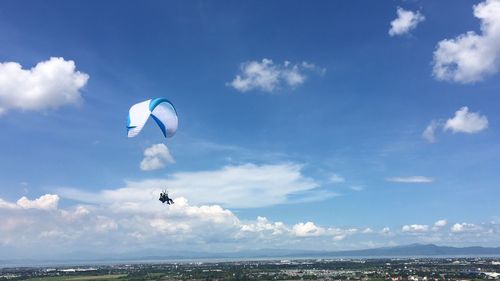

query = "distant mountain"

[
  {"left": 213, "top": 244, "right": 500, "bottom": 258},
  {"left": 2, "top": 244, "right": 500, "bottom": 266},
  {"left": 318, "top": 243, "right": 500, "bottom": 257},
  {"left": 115, "top": 244, "right": 500, "bottom": 260}
]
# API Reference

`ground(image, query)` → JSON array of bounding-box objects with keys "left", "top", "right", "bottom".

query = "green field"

[{"left": 23, "top": 274, "right": 127, "bottom": 281}]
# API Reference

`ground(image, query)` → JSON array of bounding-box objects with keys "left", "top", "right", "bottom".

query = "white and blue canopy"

[{"left": 127, "top": 98, "right": 178, "bottom": 138}]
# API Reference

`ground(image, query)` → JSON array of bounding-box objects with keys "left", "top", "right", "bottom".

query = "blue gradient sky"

[{"left": 0, "top": 0, "right": 499, "bottom": 257}]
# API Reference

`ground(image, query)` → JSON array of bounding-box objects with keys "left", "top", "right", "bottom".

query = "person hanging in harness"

[{"left": 159, "top": 190, "right": 174, "bottom": 205}]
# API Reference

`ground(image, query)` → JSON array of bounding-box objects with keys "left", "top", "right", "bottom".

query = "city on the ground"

[{"left": 2, "top": 257, "right": 500, "bottom": 280}]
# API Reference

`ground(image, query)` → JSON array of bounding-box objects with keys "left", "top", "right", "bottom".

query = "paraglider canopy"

[{"left": 127, "top": 98, "right": 178, "bottom": 138}]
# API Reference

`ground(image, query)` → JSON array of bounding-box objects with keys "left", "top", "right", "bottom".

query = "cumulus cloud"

[
  {"left": 444, "top": 106, "right": 488, "bottom": 134},
  {"left": 434, "top": 219, "right": 448, "bottom": 228},
  {"left": 433, "top": 219, "right": 448, "bottom": 231},
  {"left": 229, "top": 59, "right": 324, "bottom": 92},
  {"left": 292, "top": 222, "right": 325, "bottom": 237},
  {"left": 60, "top": 163, "right": 319, "bottom": 209},
  {"left": 386, "top": 176, "right": 434, "bottom": 183},
  {"left": 423, "top": 107, "right": 488, "bottom": 142},
  {"left": 0, "top": 57, "right": 89, "bottom": 114},
  {"left": 0, "top": 195, "right": 241, "bottom": 258},
  {"left": 140, "top": 143, "right": 175, "bottom": 171},
  {"left": 362, "top": 228, "right": 374, "bottom": 234},
  {"left": 291, "top": 223, "right": 360, "bottom": 240},
  {"left": 433, "top": 0, "right": 500, "bottom": 83},
  {"left": 389, "top": 7, "right": 425, "bottom": 36},
  {"left": 94, "top": 216, "right": 118, "bottom": 233},
  {"left": 0, "top": 194, "right": 366, "bottom": 259},
  {"left": 451, "top": 222, "right": 480, "bottom": 233},
  {"left": 2, "top": 191, "right": 499, "bottom": 259},
  {"left": 381, "top": 227, "right": 391, "bottom": 235},
  {"left": 240, "top": 216, "right": 288, "bottom": 236},
  {"left": 402, "top": 224, "right": 429, "bottom": 233},
  {"left": 0, "top": 194, "right": 59, "bottom": 210},
  {"left": 60, "top": 205, "right": 90, "bottom": 221}
]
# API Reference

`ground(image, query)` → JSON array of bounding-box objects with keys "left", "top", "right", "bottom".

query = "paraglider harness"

[{"left": 159, "top": 190, "right": 174, "bottom": 205}]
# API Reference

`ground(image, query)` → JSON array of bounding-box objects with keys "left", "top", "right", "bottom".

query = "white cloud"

[
  {"left": 423, "top": 107, "right": 488, "bottom": 142},
  {"left": 386, "top": 176, "right": 434, "bottom": 183},
  {"left": 422, "top": 120, "right": 440, "bottom": 143},
  {"left": 350, "top": 185, "right": 365, "bottom": 191},
  {"left": 2, "top": 192, "right": 499, "bottom": 259},
  {"left": 432, "top": 219, "right": 448, "bottom": 231},
  {"left": 240, "top": 216, "right": 288, "bottom": 236},
  {"left": 434, "top": 219, "right": 448, "bottom": 228},
  {"left": 140, "top": 143, "right": 175, "bottom": 171},
  {"left": 292, "top": 222, "right": 325, "bottom": 237},
  {"left": 61, "top": 205, "right": 90, "bottom": 221},
  {"left": 229, "top": 59, "right": 324, "bottom": 92},
  {"left": 381, "top": 227, "right": 391, "bottom": 235},
  {"left": 389, "top": 7, "right": 425, "bottom": 36},
  {"left": 451, "top": 222, "right": 480, "bottom": 233},
  {"left": 330, "top": 174, "right": 345, "bottom": 183},
  {"left": 433, "top": 0, "right": 500, "bottom": 83},
  {"left": 291, "top": 223, "right": 360, "bottom": 240},
  {"left": 402, "top": 224, "right": 429, "bottom": 233},
  {"left": 333, "top": 234, "right": 347, "bottom": 241},
  {"left": 444, "top": 106, "right": 488, "bottom": 134},
  {"left": 0, "top": 198, "right": 18, "bottom": 209},
  {"left": 0, "top": 194, "right": 366, "bottom": 258},
  {"left": 94, "top": 216, "right": 118, "bottom": 233},
  {"left": 0, "top": 195, "right": 242, "bottom": 258},
  {"left": 60, "top": 163, "right": 319, "bottom": 209},
  {"left": 362, "top": 227, "right": 374, "bottom": 234},
  {"left": 0, "top": 57, "right": 89, "bottom": 114},
  {"left": 16, "top": 194, "right": 59, "bottom": 210},
  {"left": 0, "top": 194, "right": 59, "bottom": 210}
]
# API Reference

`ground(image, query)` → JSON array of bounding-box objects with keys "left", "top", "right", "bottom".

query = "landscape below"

[
  {"left": 1, "top": 244, "right": 500, "bottom": 280},
  {"left": 1, "top": 257, "right": 500, "bottom": 281}
]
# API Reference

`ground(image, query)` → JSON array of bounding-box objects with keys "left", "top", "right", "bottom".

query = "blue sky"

[{"left": 1, "top": 0, "right": 500, "bottom": 258}]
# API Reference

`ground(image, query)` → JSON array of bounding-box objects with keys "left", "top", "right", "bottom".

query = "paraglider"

[
  {"left": 159, "top": 190, "right": 174, "bottom": 205},
  {"left": 127, "top": 98, "right": 178, "bottom": 206},
  {"left": 126, "top": 98, "right": 178, "bottom": 138}
]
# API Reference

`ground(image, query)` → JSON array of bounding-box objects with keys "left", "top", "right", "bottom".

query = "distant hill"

[
  {"left": 211, "top": 244, "right": 500, "bottom": 258},
  {"left": 117, "top": 243, "right": 500, "bottom": 260},
  {"left": 318, "top": 243, "right": 500, "bottom": 257}
]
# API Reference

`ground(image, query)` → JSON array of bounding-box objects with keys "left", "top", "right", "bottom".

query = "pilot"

[{"left": 159, "top": 190, "right": 174, "bottom": 205}]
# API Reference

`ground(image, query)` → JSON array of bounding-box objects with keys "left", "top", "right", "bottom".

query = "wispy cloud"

[
  {"left": 330, "top": 174, "right": 345, "bottom": 183},
  {"left": 422, "top": 120, "right": 440, "bottom": 143},
  {"left": 386, "top": 176, "right": 434, "bottom": 183},
  {"left": 229, "top": 59, "right": 324, "bottom": 93},
  {"left": 350, "top": 185, "right": 365, "bottom": 191},
  {"left": 60, "top": 163, "right": 319, "bottom": 209}
]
